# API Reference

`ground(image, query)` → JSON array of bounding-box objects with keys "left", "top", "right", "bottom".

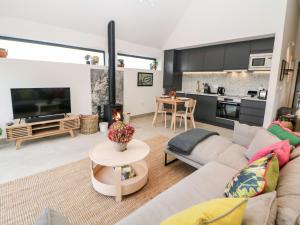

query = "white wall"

[
  {"left": 0, "top": 58, "right": 163, "bottom": 127},
  {"left": 264, "top": 0, "right": 299, "bottom": 126},
  {"left": 123, "top": 68, "right": 163, "bottom": 116},
  {"left": 0, "top": 16, "right": 163, "bottom": 67},
  {"left": 163, "top": 0, "right": 285, "bottom": 50}
]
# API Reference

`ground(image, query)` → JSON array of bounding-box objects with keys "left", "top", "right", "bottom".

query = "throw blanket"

[{"left": 168, "top": 128, "right": 219, "bottom": 155}]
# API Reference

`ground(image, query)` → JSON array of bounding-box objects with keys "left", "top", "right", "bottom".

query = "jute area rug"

[{"left": 0, "top": 136, "right": 195, "bottom": 225}]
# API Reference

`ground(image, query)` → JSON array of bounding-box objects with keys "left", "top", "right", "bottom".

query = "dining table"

[{"left": 152, "top": 96, "right": 190, "bottom": 132}]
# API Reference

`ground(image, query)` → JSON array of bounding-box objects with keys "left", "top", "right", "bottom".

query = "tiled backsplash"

[{"left": 182, "top": 72, "right": 270, "bottom": 96}]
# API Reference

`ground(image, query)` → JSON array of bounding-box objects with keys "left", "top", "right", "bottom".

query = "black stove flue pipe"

[{"left": 108, "top": 20, "right": 116, "bottom": 105}]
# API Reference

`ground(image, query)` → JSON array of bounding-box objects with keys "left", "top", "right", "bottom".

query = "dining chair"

[
  {"left": 156, "top": 97, "right": 173, "bottom": 128},
  {"left": 174, "top": 99, "right": 197, "bottom": 131}
]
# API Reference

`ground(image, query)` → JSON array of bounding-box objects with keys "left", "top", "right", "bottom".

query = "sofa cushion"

[
  {"left": 160, "top": 198, "right": 247, "bottom": 225},
  {"left": 116, "top": 161, "right": 238, "bottom": 225},
  {"left": 249, "top": 140, "right": 291, "bottom": 168},
  {"left": 233, "top": 121, "right": 261, "bottom": 147},
  {"left": 216, "top": 144, "right": 248, "bottom": 171},
  {"left": 188, "top": 135, "right": 233, "bottom": 165},
  {"left": 276, "top": 156, "right": 300, "bottom": 225},
  {"left": 224, "top": 154, "right": 279, "bottom": 198},
  {"left": 242, "top": 192, "right": 277, "bottom": 225},
  {"left": 268, "top": 122, "right": 300, "bottom": 146},
  {"left": 245, "top": 129, "right": 281, "bottom": 159},
  {"left": 34, "top": 208, "right": 70, "bottom": 225}
]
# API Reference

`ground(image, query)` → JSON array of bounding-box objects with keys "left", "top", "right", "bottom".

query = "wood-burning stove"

[{"left": 100, "top": 20, "right": 123, "bottom": 124}]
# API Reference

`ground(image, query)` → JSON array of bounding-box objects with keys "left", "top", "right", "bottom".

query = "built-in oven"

[{"left": 216, "top": 96, "right": 241, "bottom": 121}]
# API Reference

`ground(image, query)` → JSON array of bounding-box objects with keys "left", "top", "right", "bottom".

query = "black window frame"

[
  {"left": 0, "top": 35, "right": 106, "bottom": 65},
  {"left": 117, "top": 53, "right": 156, "bottom": 61}
]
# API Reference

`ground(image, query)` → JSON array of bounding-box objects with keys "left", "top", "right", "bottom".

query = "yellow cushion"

[{"left": 160, "top": 198, "right": 247, "bottom": 225}]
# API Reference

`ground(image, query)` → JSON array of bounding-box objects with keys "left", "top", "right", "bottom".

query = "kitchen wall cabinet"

[
  {"left": 165, "top": 38, "right": 274, "bottom": 75},
  {"left": 223, "top": 42, "right": 251, "bottom": 70},
  {"left": 163, "top": 50, "right": 182, "bottom": 91},
  {"left": 176, "top": 48, "right": 205, "bottom": 72},
  {"left": 239, "top": 100, "right": 266, "bottom": 126},
  {"left": 203, "top": 45, "right": 225, "bottom": 71},
  {"left": 250, "top": 38, "right": 274, "bottom": 53}
]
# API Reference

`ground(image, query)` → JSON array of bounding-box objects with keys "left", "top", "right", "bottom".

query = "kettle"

[{"left": 217, "top": 87, "right": 225, "bottom": 95}]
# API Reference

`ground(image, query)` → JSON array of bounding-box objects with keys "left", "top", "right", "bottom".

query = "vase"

[{"left": 113, "top": 142, "right": 127, "bottom": 152}]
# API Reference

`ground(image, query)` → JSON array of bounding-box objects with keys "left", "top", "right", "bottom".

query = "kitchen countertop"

[{"left": 176, "top": 91, "right": 267, "bottom": 102}]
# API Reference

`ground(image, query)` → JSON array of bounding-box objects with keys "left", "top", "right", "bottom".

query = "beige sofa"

[{"left": 117, "top": 122, "right": 300, "bottom": 225}]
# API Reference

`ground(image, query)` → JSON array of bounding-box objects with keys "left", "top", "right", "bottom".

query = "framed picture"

[
  {"left": 137, "top": 72, "right": 153, "bottom": 86},
  {"left": 280, "top": 60, "right": 287, "bottom": 81}
]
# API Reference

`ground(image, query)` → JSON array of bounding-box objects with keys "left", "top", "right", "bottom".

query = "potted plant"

[
  {"left": 118, "top": 59, "right": 125, "bottom": 67},
  {"left": 84, "top": 54, "right": 91, "bottom": 64},
  {"left": 91, "top": 56, "right": 99, "bottom": 65},
  {"left": 0, "top": 48, "right": 8, "bottom": 58},
  {"left": 150, "top": 60, "right": 158, "bottom": 70},
  {"left": 108, "top": 121, "right": 135, "bottom": 152}
]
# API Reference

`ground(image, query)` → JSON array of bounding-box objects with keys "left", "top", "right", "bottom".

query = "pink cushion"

[{"left": 248, "top": 140, "right": 291, "bottom": 168}]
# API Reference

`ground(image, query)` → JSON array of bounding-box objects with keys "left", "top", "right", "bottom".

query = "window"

[
  {"left": 117, "top": 53, "right": 156, "bottom": 70},
  {"left": 0, "top": 36, "right": 105, "bottom": 65}
]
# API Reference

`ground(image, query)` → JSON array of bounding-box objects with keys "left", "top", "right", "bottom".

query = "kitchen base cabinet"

[{"left": 239, "top": 100, "right": 266, "bottom": 126}]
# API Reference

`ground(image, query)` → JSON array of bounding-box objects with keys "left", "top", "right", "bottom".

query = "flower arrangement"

[
  {"left": 108, "top": 121, "right": 135, "bottom": 144},
  {"left": 168, "top": 90, "right": 176, "bottom": 98}
]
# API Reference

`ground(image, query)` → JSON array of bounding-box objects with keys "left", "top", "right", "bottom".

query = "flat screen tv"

[{"left": 11, "top": 88, "right": 71, "bottom": 119}]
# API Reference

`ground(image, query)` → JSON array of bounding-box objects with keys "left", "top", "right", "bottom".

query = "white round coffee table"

[{"left": 89, "top": 139, "right": 150, "bottom": 202}]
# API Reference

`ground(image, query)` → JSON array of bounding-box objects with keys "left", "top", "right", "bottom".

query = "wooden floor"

[{"left": 0, "top": 114, "right": 232, "bottom": 184}]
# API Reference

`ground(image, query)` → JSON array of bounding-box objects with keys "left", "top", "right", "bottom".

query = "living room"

[{"left": 1, "top": 0, "right": 300, "bottom": 225}]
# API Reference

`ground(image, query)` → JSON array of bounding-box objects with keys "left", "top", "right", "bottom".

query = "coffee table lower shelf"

[{"left": 91, "top": 160, "right": 148, "bottom": 200}]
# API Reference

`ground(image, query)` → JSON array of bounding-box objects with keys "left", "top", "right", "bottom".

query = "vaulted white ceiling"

[{"left": 0, "top": 0, "right": 192, "bottom": 48}]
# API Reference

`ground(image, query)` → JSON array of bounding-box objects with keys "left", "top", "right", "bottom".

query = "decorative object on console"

[
  {"left": 137, "top": 72, "right": 153, "bottom": 86},
  {"left": 224, "top": 153, "right": 279, "bottom": 198},
  {"left": 108, "top": 121, "right": 135, "bottom": 152},
  {"left": 0, "top": 48, "right": 8, "bottom": 58},
  {"left": 160, "top": 198, "right": 248, "bottom": 225},
  {"left": 80, "top": 114, "right": 99, "bottom": 135}
]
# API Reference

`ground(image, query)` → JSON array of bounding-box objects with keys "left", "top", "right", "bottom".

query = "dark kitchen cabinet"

[
  {"left": 250, "top": 38, "right": 275, "bottom": 53},
  {"left": 163, "top": 50, "right": 182, "bottom": 91},
  {"left": 203, "top": 45, "right": 225, "bottom": 71},
  {"left": 224, "top": 42, "right": 251, "bottom": 70},
  {"left": 176, "top": 48, "right": 205, "bottom": 72},
  {"left": 196, "top": 95, "right": 217, "bottom": 122},
  {"left": 239, "top": 100, "right": 266, "bottom": 126}
]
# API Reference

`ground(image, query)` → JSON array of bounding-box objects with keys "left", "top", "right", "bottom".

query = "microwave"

[{"left": 248, "top": 53, "right": 272, "bottom": 71}]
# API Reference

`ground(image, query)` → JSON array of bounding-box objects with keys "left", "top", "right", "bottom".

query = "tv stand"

[
  {"left": 6, "top": 115, "right": 80, "bottom": 150},
  {"left": 25, "top": 114, "right": 65, "bottom": 123}
]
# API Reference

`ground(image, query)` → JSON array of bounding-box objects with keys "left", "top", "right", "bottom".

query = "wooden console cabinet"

[{"left": 6, "top": 115, "right": 80, "bottom": 150}]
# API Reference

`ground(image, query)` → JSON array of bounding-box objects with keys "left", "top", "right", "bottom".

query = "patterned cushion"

[
  {"left": 224, "top": 154, "right": 279, "bottom": 198},
  {"left": 159, "top": 198, "right": 247, "bottom": 225}
]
